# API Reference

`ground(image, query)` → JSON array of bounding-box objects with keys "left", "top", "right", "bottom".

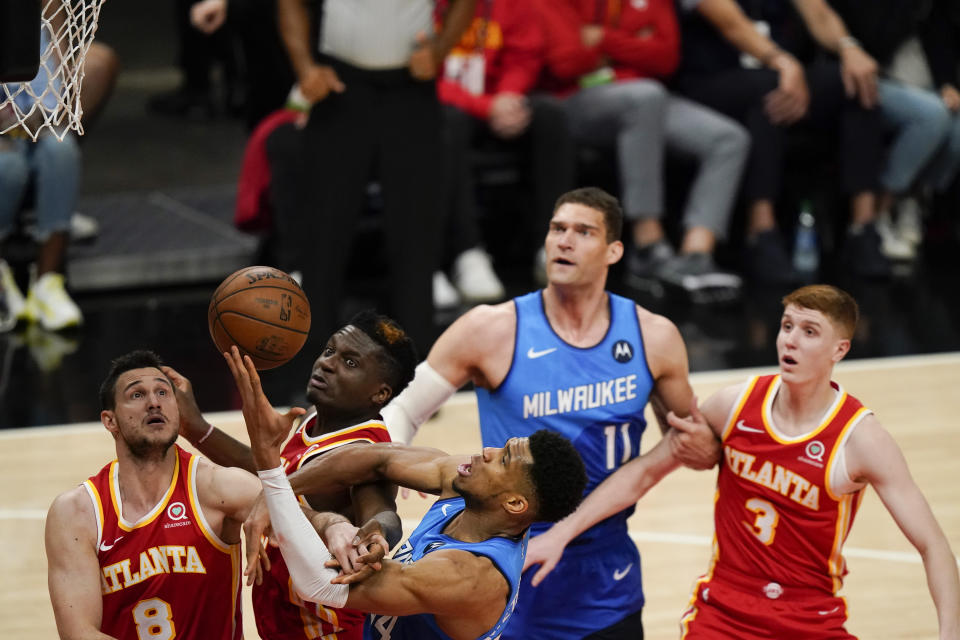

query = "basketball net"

[{"left": 0, "top": 0, "right": 104, "bottom": 141}]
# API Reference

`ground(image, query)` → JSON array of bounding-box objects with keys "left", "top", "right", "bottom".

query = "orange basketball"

[{"left": 208, "top": 266, "right": 311, "bottom": 370}]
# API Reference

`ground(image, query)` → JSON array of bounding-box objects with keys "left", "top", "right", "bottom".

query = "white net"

[{"left": 0, "top": 0, "right": 105, "bottom": 141}]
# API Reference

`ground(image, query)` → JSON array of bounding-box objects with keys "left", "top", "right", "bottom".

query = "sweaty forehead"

[{"left": 334, "top": 325, "right": 380, "bottom": 354}]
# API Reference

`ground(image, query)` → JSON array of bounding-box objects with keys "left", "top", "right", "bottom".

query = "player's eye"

[{"left": 345, "top": 358, "right": 357, "bottom": 367}]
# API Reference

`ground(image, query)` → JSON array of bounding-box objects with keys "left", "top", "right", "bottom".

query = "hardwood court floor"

[{"left": 2, "top": 354, "right": 958, "bottom": 639}]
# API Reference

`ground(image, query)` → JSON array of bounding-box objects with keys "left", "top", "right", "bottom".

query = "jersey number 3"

[
  {"left": 743, "top": 497, "right": 780, "bottom": 545},
  {"left": 133, "top": 597, "right": 175, "bottom": 640}
]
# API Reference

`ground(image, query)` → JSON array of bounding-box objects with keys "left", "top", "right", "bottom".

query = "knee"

[
  {"left": 715, "top": 121, "right": 751, "bottom": 157},
  {"left": 0, "top": 149, "right": 30, "bottom": 192},
  {"left": 618, "top": 81, "right": 668, "bottom": 118},
  {"left": 34, "top": 133, "right": 81, "bottom": 173}
]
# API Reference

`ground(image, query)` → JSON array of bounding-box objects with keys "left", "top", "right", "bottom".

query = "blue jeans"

[
  {"left": 878, "top": 80, "right": 950, "bottom": 194},
  {"left": 0, "top": 132, "right": 80, "bottom": 240}
]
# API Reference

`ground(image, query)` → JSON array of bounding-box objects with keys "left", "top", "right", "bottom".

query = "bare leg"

[
  {"left": 80, "top": 43, "right": 120, "bottom": 129},
  {"left": 36, "top": 231, "right": 68, "bottom": 276}
]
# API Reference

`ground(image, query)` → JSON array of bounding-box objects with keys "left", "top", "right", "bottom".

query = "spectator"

[
  {"left": 535, "top": 0, "right": 749, "bottom": 302},
  {"left": 435, "top": 0, "right": 576, "bottom": 306},
  {"left": 271, "top": 0, "right": 476, "bottom": 359},
  {"left": 830, "top": 0, "right": 952, "bottom": 262},
  {"left": 675, "top": 0, "right": 890, "bottom": 282},
  {"left": 148, "top": 0, "right": 241, "bottom": 118},
  {"left": 0, "top": 31, "right": 93, "bottom": 333}
]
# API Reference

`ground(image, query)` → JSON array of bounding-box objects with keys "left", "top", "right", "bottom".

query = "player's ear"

[
  {"left": 371, "top": 383, "right": 392, "bottom": 407},
  {"left": 502, "top": 493, "right": 529, "bottom": 517},
  {"left": 832, "top": 338, "right": 850, "bottom": 363},
  {"left": 606, "top": 240, "right": 624, "bottom": 265},
  {"left": 101, "top": 410, "right": 119, "bottom": 437}
]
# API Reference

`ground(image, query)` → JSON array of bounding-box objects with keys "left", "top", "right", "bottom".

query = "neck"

[
  {"left": 116, "top": 446, "right": 178, "bottom": 519},
  {"left": 543, "top": 283, "right": 610, "bottom": 346},
  {"left": 309, "top": 406, "right": 379, "bottom": 436},
  {"left": 443, "top": 508, "right": 524, "bottom": 543},
  {"left": 775, "top": 372, "right": 837, "bottom": 434}
]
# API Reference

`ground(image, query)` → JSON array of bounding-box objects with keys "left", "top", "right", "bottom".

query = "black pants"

[
  {"left": 583, "top": 608, "right": 644, "bottom": 640},
  {"left": 269, "top": 59, "right": 442, "bottom": 357},
  {"left": 677, "top": 58, "right": 882, "bottom": 202},
  {"left": 439, "top": 95, "right": 576, "bottom": 267}
]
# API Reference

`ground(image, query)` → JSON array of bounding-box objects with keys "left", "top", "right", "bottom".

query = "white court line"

[
  {"left": 5, "top": 510, "right": 950, "bottom": 566},
  {"left": 6, "top": 351, "right": 957, "bottom": 438}
]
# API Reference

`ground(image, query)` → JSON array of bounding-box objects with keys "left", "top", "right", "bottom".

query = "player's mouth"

[
  {"left": 554, "top": 257, "right": 574, "bottom": 266},
  {"left": 145, "top": 414, "right": 166, "bottom": 426},
  {"left": 782, "top": 355, "right": 797, "bottom": 367},
  {"left": 309, "top": 375, "right": 328, "bottom": 390},
  {"left": 457, "top": 462, "right": 472, "bottom": 476}
]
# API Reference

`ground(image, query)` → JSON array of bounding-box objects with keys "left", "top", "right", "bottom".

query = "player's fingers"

[{"left": 530, "top": 558, "right": 557, "bottom": 587}]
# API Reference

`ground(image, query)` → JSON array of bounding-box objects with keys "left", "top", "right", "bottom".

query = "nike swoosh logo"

[
  {"left": 736, "top": 420, "right": 765, "bottom": 434},
  {"left": 613, "top": 563, "right": 633, "bottom": 581},
  {"left": 99, "top": 536, "right": 124, "bottom": 552},
  {"left": 527, "top": 347, "right": 557, "bottom": 359},
  {"left": 441, "top": 504, "right": 451, "bottom": 517}
]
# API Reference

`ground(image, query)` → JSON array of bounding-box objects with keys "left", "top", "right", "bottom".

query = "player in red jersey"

[
  {"left": 45, "top": 350, "right": 263, "bottom": 640},
  {"left": 163, "top": 309, "right": 418, "bottom": 640},
  {"left": 525, "top": 284, "right": 960, "bottom": 639}
]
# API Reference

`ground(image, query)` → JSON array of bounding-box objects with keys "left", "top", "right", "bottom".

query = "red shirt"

[
  {"left": 711, "top": 374, "right": 872, "bottom": 595},
  {"left": 437, "top": 0, "right": 545, "bottom": 119},
  {"left": 535, "top": 0, "right": 680, "bottom": 96},
  {"left": 252, "top": 414, "right": 392, "bottom": 640},
  {"left": 88, "top": 446, "right": 243, "bottom": 640}
]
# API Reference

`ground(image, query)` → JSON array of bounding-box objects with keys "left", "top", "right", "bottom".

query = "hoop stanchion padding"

[{"left": 0, "top": 0, "right": 105, "bottom": 141}]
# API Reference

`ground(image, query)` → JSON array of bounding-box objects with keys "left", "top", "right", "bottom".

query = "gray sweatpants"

[{"left": 564, "top": 79, "right": 749, "bottom": 240}]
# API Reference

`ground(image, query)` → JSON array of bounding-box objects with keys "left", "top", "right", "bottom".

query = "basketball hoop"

[{"left": 0, "top": 0, "right": 105, "bottom": 141}]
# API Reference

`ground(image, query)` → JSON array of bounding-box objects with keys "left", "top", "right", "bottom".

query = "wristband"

[
  {"left": 196, "top": 423, "right": 215, "bottom": 445},
  {"left": 838, "top": 36, "right": 860, "bottom": 50}
]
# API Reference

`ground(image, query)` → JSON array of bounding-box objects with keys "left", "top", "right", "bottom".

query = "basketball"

[{"left": 208, "top": 266, "right": 311, "bottom": 370}]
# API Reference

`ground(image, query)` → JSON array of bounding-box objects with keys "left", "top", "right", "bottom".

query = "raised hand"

[
  {"left": 160, "top": 365, "right": 208, "bottom": 441},
  {"left": 223, "top": 346, "right": 305, "bottom": 470}
]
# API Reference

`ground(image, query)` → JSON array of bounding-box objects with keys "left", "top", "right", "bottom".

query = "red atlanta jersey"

[
  {"left": 710, "top": 374, "right": 872, "bottom": 595},
  {"left": 253, "top": 413, "right": 392, "bottom": 640},
  {"left": 86, "top": 445, "right": 243, "bottom": 640}
]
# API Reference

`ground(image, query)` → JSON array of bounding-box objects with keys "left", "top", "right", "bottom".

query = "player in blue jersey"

[
  {"left": 225, "top": 347, "right": 588, "bottom": 640},
  {"left": 381, "top": 186, "right": 721, "bottom": 638}
]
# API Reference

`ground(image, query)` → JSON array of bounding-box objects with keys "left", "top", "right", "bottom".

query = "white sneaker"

[
  {"left": 433, "top": 271, "right": 461, "bottom": 309},
  {"left": 24, "top": 272, "right": 83, "bottom": 331},
  {"left": 896, "top": 197, "right": 923, "bottom": 247},
  {"left": 0, "top": 260, "right": 27, "bottom": 332},
  {"left": 876, "top": 216, "right": 916, "bottom": 260},
  {"left": 452, "top": 247, "right": 505, "bottom": 303}
]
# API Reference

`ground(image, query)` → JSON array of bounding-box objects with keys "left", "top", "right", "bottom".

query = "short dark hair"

[
  {"left": 99, "top": 350, "right": 167, "bottom": 411},
  {"left": 553, "top": 187, "right": 623, "bottom": 243},
  {"left": 526, "top": 430, "right": 587, "bottom": 523},
  {"left": 347, "top": 310, "right": 418, "bottom": 397}
]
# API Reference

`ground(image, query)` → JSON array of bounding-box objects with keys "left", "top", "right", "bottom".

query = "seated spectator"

[
  {"left": 676, "top": 0, "right": 890, "bottom": 282},
  {"left": 436, "top": 0, "right": 575, "bottom": 306},
  {"left": 830, "top": 0, "right": 954, "bottom": 262},
  {"left": 534, "top": 0, "right": 748, "bottom": 302},
  {"left": 0, "top": 33, "right": 91, "bottom": 333}
]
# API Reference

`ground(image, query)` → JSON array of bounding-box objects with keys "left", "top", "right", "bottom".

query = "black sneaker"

[
  {"left": 625, "top": 240, "right": 674, "bottom": 295},
  {"left": 844, "top": 223, "right": 891, "bottom": 279},
  {"left": 744, "top": 230, "right": 802, "bottom": 285},
  {"left": 657, "top": 253, "right": 742, "bottom": 303}
]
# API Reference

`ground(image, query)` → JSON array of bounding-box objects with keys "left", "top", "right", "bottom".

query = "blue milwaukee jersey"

[
  {"left": 364, "top": 497, "right": 527, "bottom": 640},
  {"left": 476, "top": 291, "right": 654, "bottom": 541}
]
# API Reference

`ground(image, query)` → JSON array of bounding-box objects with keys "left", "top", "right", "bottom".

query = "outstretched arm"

[
  {"left": 524, "top": 390, "right": 732, "bottom": 585},
  {"left": 46, "top": 488, "right": 117, "bottom": 640},
  {"left": 162, "top": 365, "right": 259, "bottom": 472},
  {"left": 846, "top": 417, "right": 960, "bottom": 638}
]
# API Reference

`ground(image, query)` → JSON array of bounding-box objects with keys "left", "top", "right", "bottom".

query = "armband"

[
  {"left": 381, "top": 361, "right": 457, "bottom": 444},
  {"left": 258, "top": 467, "right": 349, "bottom": 607}
]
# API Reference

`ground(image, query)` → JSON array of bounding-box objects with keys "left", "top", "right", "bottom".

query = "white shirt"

[{"left": 320, "top": 0, "right": 435, "bottom": 70}]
